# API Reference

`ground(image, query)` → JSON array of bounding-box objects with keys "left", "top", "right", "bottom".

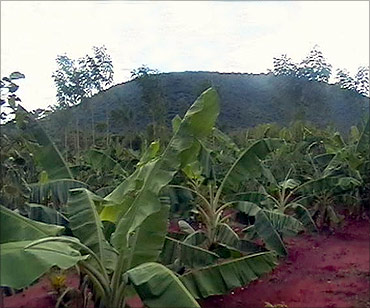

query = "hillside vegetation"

[{"left": 71, "top": 71, "right": 368, "bottom": 134}]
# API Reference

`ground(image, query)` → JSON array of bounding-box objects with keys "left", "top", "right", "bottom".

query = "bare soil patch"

[{"left": 202, "top": 218, "right": 370, "bottom": 308}]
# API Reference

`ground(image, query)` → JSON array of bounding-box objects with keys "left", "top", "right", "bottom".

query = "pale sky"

[{"left": 1, "top": 1, "right": 369, "bottom": 111}]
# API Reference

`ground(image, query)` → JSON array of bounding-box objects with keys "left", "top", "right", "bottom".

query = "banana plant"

[
  {"left": 0, "top": 88, "right": 220, "bottom": 308},
  {"left": 153, "top": 138, "right": 282, "bottom": 300},
  {"left": 170, "top": 138, "right": 283, "bottom": 248},
  {"left": 15, "top": 105, "right": 86, "bottom": 207}
]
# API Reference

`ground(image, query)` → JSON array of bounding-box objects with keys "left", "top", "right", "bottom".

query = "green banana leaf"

[
  {"left": 137, "top": 140, "right": 161, "bottom": 167},
  {"left": 180, "top": 251, "right": 278, "bottom": 299},
  {"left": 0, "top": 205, "right": 64, "bottom": 243},
  {"left": 25, "top": 203, "right": 68, "bottom": 225},
  {"left": 222, "top": 138, "right": 283, "bottom": 192},
  {"left": 126, "top": 262, "right": 200, "bottom": 308},
  {"left": 263, "top": 210, "right": 304, "bottom": 237},
  {"left": 160, "top": 236, "right": 219, "bottom": 269},
  {"left": 126, "top": 205, "right": 170, "bottom": 269},
  {"left": 292, "top": 203, "right": 318, "bottom": 232},
  {"left": 16, "top": 105, "right": 73, "bottom": 180},
  {"left": 296, "top": 176, "right": 360, "bottom": 196},
  {"left": 29, "top": 179, "right": 86, "bottom": 206},
  {"left": 215, "top": 223, "right": 239, "bottom": 247},
  {"left": 1, "top": 240, "right": 87, "bottom": 289},
  {"left": 111, "top": 88, "right": 220, "bottom": 253},
  {"left": 183, "top": 231, "right": 208, "bottom": 247},
  {"left": 212, "top": 127, "right": 240, "bottom": 153},
  {"left": 85, "top": 149, "right": 128, "bottom": 177},
  {"left": 356, "top": 119, "right": 369, "bottom": 155},
  {"left": 178, "top": 220, "right": 196, "bottom": 234},
  {"left": 232, "top": 191, "right": 267, "bottom": 204},
  {"left": 236, "top": 202, "right": 305, "bottom": 253},
  {"left": 255, "top": 210, "right": 287, "bottom": 256},
  {"left": 236, "top": 201, "right": 262, "bottom": 216},
  {"left": 67, "top": 188, "right": 118, "bottom": 271},
  {"left": 171, "top": 115, "right": 182, "bottom": 134}
]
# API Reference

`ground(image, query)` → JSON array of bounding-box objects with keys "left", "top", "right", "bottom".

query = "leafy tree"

[
  {"left": 335, "top": 68, "right": 356, "bottom": 91},
  {"left": 354, "top": 66, "right": 369, "bottom": 97},
  {"left": 130, "top": 65, "right": 168, "bottom": 140},
  {"left": 51, "top": 46, "right": 114, "bottom": 156},
  {"left": 130, "top": 64, "right": 159, "bottom": 80},
  {"left": 272, "top": 54, "right": 297, "bottom": 76},
  {"left": 52, "top": 46, "right": 113, "bottom": 107},
  {"left": 296, "top": 45, "right": 332, "bottom": 82},
  {"left": 110, "top": 105, "right": 137, "bottom": 148},
  {"left": 0, "top": 72, "right": 25, "bottom": 122}
]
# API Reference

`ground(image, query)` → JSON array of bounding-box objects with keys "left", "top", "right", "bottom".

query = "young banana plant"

[
  {"left": 1, "top": 88, "right": 221, "bottom": 308},
  {"left": 155, "top": 138, "right": 282, "bottom": 300}
]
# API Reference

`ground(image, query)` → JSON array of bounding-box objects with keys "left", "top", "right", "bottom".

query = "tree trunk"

[
  {"left": 91, "top": 105, "right": 95, "bottom": 146},
  {"left": 64, "top": 127, "right": 68, "bottom": 161},
  {"left": 105, "top": 109, "right": 110, "bottom": 147},
  {"left": 75, "top": 110, "right": 80, "bottom": 162}
]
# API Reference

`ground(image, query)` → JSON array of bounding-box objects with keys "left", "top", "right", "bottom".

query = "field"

[{"left": 1, "top": 88, "right": 369, "bottom": 308}]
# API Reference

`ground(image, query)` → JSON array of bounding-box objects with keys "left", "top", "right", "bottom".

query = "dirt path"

[
  {"left": 202, "top": 218, "right": 370, "bottom": 308},
  {"left": 2, "top": 219, "right": 369, "bottom": 308}
]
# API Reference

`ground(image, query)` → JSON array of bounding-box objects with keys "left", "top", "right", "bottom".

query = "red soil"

[
  {"left": 1, "top": 271, "right": 93, "bottom": 308},
  {"left": 2, "top": 218, "right": 369, "bottom": 308},
  {"left": 202, "top": 218, "right": 370, "bottom": 308}
]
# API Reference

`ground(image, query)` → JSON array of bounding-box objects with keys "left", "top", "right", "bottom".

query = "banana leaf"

[
  {"left": 16, "top": 105, "right": 73, "bottom": 180},
  {"left": 236, "top": 201, "right": 262, "bottom": 216},
  {"left": 183, "top": 231, "right": 208, "bottom": 247},
  {"left": 212, "top": 127, "right": 240, "bottom": 152},
  {"left": 111, "top": 88, "right": 220, "bottom": 254},
  {"left": 292, "top": 203, "right": 318, "bottom": 232},
  {"left": 127, "top": 205, "right": 170, "bottom": 269},
  {"left": 85, "top": 149, "right": 128, "bottom": 177},
  {"left": 356, "top": 119, "right": 369, "bottom": 155},
  {"left": 29, "top": 179, "right": 86, "bottom": 206},
  {"left": 126, "top": 262, "right": 200, "bottom": 308},
  {"left": 25, "top": 203, "right": 68, "bottom": 225},
  {"left": 215, "top": 223, "right": 239, "bottom": 247},
  {"left": 263, "top": 210, "right": 304, "bottom": 237},
  {"left": 222, "top": 138, "right": 283, "bottom": 192},
  {"left": 160, "top": 236, "right": 219, "bottom": 269},
  {"left": 180, "top": 251, "right": 278, "bottom": 299},
  {"left": 0, "top": 240, "right": 87, "bottom": 289},
  {"left": 137, "top": 140, "right": 161, "bottom": 167},
  {"left": 0, "top": 205, "right": 64, "bottom": 243},
  {"left": 255, "top": 210, "right": 287, "bottom": 256},
  {"left": 67, "top": 188, "right": 117, "bottom": 271}
]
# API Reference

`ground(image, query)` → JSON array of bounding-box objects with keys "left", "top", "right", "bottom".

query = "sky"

[{"left": 1, "top": 1, "right": 369, "bottom": 111}]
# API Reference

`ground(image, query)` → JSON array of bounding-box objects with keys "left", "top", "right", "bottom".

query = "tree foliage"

[
  {"left": 296, "top": 45, "right": 332, "bottom": 82},
  {"left": 272, "top": 54, "right": 297, "bottom": 76},
  {"left": 354, "top": 66, "right": 369, "bottom": 97},
  {"left": 335, "top": 68, "right": 356, "bottom": 91},
  {"left": 51, "top": 46, "right": 114, "bottom": 108}
]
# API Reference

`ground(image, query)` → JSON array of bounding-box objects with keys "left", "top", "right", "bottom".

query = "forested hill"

[{"left": 72, "top": 71, "right": 368, "bottom": 134}]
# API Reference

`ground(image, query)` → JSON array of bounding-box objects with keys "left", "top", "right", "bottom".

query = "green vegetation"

[{"left": 0, "top": 45, "right": 369, "bottom": 307}]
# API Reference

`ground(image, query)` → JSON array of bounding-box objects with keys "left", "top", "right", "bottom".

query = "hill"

[{"left": 57, "top": 71, "right": 369, "bottom": 134}]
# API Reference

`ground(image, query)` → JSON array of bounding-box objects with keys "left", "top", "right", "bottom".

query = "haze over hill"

[{"left": 67, "top": 71, "right": 369, "bottom": 135}]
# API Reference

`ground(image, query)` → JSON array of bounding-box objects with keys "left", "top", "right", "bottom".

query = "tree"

[
  {"left": 0, "top": 72, "right": 25, "bottom": 122},
  {"left": 52, "top": 46, "right": 113, "bottom": 107},
  {"left": 51, "top": 46, "right": 114, "bottom": 156},
  {"left": 335, "top": 68, "right": 356, "bottom": 91},
  {"left": 130, "top": 64, "right": 159, "bottom": 80},
  {"left": 130, "top": 65, "right": 167, "bottom": 141},
  {"left": 272, "top": 54, "right": 298, "bottom": 76},
  {"left": 297, "top": 45, "right": 332, "bottom": 82},
  {"left": 354, "top": 66, "right": 369, "bottom": 97},
  {"left": 110, "top": 105, "right": 136, "bottom": 148}
]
